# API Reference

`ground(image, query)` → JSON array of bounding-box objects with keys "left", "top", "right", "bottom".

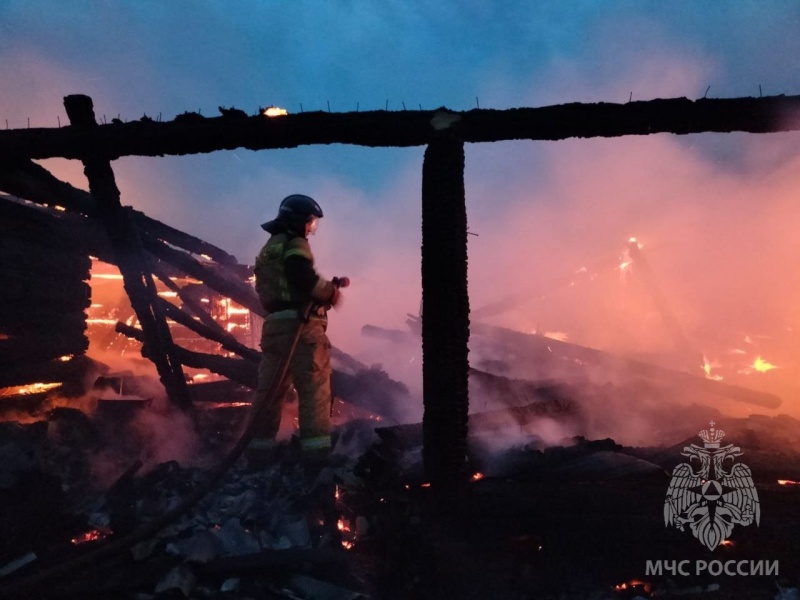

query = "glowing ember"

[
  {"left": 471, "top": 472, "right": 484, "bottom": 482},
  {"left": 203, "top": 401, "right": 251, "bottom": 409},
  {"left": 341, "top": 540, "right": 354, "bottom": 549},
  {"left": 720, "top": 539, "right": 735, "bottom": 547},
  {"left": 70, "top": 528, "right": 112, "bottom": 545},
  {"left": 752, "top": 356, "right": 777, "bottom": 372},
  {"left": 702, "top": 356, "right": 724, "bottom": 381},
  {"left": 9, "top": 382, "right": 61, "bottom": 395},
  {"left": 91, "top": 273, "right": 124, "bottom": 280},
  {"left": 614, "top": 579, "right": 650, "bottom": 593},
  {"left": 58, "top": 355, "right": 73, "bottom": 362},
  {"left": 261, "top": 106, "right": 288, "bottom": 117},
  {"left": 543, "top": 331, "right": 569, "bottom": 342},
  {"left": 778, "top": 479, "right": 800, "bottom": 486}
]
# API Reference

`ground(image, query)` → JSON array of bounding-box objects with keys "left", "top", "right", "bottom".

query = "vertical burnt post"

[
  {"left": 64, "top": 94, "right": 191, "bottom": 409},
  {"left": 421, "top": 111, "right": 470, "bottom": 488}
]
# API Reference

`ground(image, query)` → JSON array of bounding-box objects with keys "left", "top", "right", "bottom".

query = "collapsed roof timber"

[{"left": 1, "top": 93, "right": 800, "bottom": 488}]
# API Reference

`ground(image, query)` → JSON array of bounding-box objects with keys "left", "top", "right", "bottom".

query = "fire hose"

[{"left": 0, "top": 277, "right": 350, "bottom": 598}]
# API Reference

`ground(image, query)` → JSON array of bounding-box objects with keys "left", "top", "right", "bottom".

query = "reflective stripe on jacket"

[{"left": 254, "top": 232, "right": 336, "bottom": 313}]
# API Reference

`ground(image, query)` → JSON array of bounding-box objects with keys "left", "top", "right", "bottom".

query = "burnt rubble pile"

[
  {"left": 0, "top": 409, "right": 377, "bottom": 599},
  {"left": 352, "top": 413, "right": 800, "bottom": 600},
  {"left": 2, "top": 383, "right": 800, "bottom": 598}
]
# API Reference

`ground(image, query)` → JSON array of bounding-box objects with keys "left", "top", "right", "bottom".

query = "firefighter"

[{"left": 249, "top": 194, "right": 346, "bottom": 466}]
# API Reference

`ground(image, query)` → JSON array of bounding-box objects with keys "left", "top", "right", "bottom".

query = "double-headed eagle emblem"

[{"left": 664, "top": 421, "right": 760, "bottom": 550}]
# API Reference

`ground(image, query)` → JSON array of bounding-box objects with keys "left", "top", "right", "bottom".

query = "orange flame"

[
  {"left": 702, "top": 356, "right": 724, "bottom": 381},
  {"left": 752, "top": 356, "right": 777, "bottom": 372},
  {"left": 778, "top": 479, "right": 800, "bottom": 486},
  {"left": 5, "top": 382, "right": 61, "bottom": 395}
]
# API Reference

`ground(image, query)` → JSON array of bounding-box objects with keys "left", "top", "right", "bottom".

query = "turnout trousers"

[{"left": 252, "top": 314, "right": 333, "bottom": 451}]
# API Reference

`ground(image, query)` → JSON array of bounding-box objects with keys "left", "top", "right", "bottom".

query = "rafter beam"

[{"left": 0, "top": 95, "right": 799, "bottom": 160}]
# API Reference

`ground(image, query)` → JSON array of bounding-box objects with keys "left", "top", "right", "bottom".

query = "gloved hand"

[{"left": 332, "top": 276, "right": 350, "bottom": 288}]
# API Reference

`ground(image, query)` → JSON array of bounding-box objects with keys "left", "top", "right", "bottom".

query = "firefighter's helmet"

[
  {"left": 261, "top": 194, "right": 323, "bottom": 234},
  {"left": 278, "top": 194, "right": 323, "bottom": 220}
]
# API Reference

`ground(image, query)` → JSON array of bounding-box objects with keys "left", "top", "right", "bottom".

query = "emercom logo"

[{"left": 664, "top": 421, "right": 760, "bottom": 551}]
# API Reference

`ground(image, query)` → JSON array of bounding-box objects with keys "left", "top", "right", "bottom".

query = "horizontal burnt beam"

[
  {"left": 1, "top": 95, "right": 799, "bottom": 160},
  {"left": 0, "top": 164, "right": 239, "bottom": 265}
]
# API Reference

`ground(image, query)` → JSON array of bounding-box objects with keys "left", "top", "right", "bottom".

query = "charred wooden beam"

[
  {"left": 150, "top": 261, "right": 227, "bottom": 332},
  {"left": 130, "top": 206, "right": 239, "bottom": 266},
  {"left": 0, "top": 307, "right": 86, "bottom": 337},
  {"left": 1, "top": 96, "right": 800, "bottom": 160},
  {"left": 0, "top": 161, "right": 96, "bottom": 214},
  {"left": 376, "top": 390, "right": 581, "bottom": 451},
  {"left": 115, "top": 321, "right": 257, "bottom": 387},
  {"left": 0, "top": 236, "right": 92, "bottom": 283},
  {"left": 0, "top": 280, "right": 91, "bottom": 313},
  {"left": 361, "top": 323, "right": 415, "bottom": 344},
  {"left": 472, "top": 322, "right": 782, "bottom": 408},
  {"left": 155, "top": 296, "right": 260, "bottom": 362},
  {"left": 115, "top": 322, "right": 407, "bottom": 418},
  {"left": 64, "top": 94, "right": 191, "bottom": 409},
  {"left": 0, "top": 194, "right": 106, "bottom": 256},
  {"left": 0, "top": 355, "right": 105, "bottom": 390},
  {"left": 143, "top": 234, "right": 263, "bottom": 316},
  {"left": 0, "top": 164, "right": 238, "bottom": 265},
  {"left": 421, "top": 124, "right": 470, "bottom": 486},
  {"left": 0, "top": 332, "right": 89, "bottom": 365}
]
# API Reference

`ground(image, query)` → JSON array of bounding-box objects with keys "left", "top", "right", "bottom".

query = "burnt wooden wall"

[{"left": 0, "top": 197, "right": 92, "bottom": 386}]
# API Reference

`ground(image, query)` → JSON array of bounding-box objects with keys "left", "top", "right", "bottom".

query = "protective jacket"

[
  {"left": 254, "top": 224, "right": 337, "bottom": 314},
  {"left": 251, "top": 220, "right": 336, "bottom": 455}
]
